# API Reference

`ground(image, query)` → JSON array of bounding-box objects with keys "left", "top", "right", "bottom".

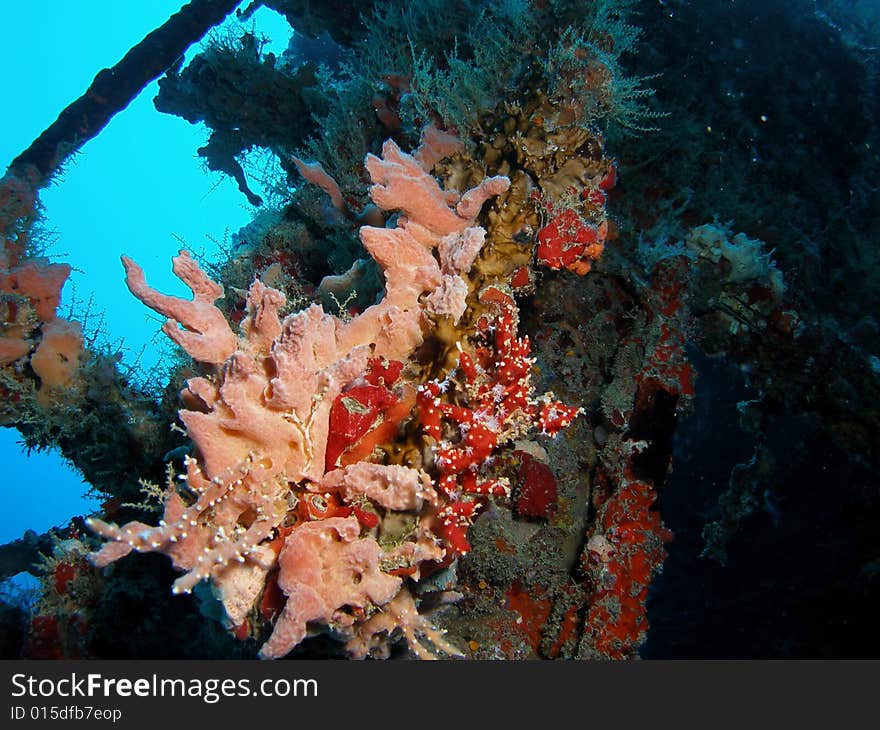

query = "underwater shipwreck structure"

[{"left": 1, "top": 0, "right": 879, "bottom": 659}]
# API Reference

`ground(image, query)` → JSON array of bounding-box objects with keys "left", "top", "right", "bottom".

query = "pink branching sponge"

[{"left": 88, "top": 133, "right": 583, "bottom": 659}]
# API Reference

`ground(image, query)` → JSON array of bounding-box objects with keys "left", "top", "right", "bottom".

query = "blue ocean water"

[{"left": 0, "top": 2, "right": 289, "bottom": 558}]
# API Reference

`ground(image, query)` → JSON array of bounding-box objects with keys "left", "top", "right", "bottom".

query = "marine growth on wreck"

[{"left": 2, "top": 0, "right": 879, "bottom": 660}]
